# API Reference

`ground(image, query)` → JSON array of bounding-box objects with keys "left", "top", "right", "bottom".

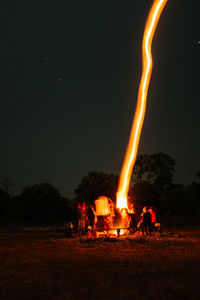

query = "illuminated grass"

[{"left": 0, "top": 226, "right": 199, "bottom": 299}]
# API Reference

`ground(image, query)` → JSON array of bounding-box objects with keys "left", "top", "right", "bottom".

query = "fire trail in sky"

[{"left": 116, "top": 0, "right": 168, "bottom": 210}]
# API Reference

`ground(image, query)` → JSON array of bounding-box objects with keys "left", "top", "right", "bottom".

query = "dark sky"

[{"left": 0, "top": 0, "right": 199, "bottom": 198}]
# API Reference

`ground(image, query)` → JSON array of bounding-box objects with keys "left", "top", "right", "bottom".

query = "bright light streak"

[{"left": 116, "top": 0, "right": 168, "bottom": 209}]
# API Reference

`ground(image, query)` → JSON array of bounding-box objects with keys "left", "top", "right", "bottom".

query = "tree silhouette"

[
  {"left": 20, "top": 183, "right": 64, "bottom": 222},
  {"left": 0, "top": 177, "right": 14, "bottom": 197},
  {"left": 0, "top": 188, "right": 9, "bottom": 217},
  {"left": 160, "top": 184, "right": 200, "bottom": 216},
  {"left": 129, "top": 181, "right": 160, "bottom": 210},
  {"left": 133, "top": 153, "right": 176, "bottom": 192},
  {"left": 74, "top": 171, "right": 119, "bottom": 205}
]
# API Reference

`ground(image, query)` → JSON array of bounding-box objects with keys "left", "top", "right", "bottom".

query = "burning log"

[{"left": 93, "top": 196, "right": 130, "bottom": 237}]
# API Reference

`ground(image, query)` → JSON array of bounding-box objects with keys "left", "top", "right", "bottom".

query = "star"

[{"left": 41, "top": 57, "right": 49, "bottom": 62}]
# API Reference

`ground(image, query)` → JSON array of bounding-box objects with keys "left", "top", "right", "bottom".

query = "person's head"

[
  {"left": 143, "top": 206, "right": 147, "bottom": 213},
  {"left": 150, "top": 206, "right": 155, "bottom": 211},
  {"left": 121, "top": 208, "right": 128, "bottom": 214}
]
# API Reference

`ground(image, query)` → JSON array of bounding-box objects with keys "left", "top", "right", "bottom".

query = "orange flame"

[{"left": 116, "top": 0, "right": 168, "bottom": 209}]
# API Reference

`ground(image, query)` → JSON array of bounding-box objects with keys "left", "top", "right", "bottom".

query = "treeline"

[
  {"left": 0, "top": 153, "right": 200, "bottom": 224},
  {"left": 0, "top": 182, "right": 74, "bottom": 224},
  {"left": 74, "top": 153, "right": 200, "bottom": 217}
]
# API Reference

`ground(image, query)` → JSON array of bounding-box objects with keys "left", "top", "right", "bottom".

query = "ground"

[{"left": 0, "top": 224, "right": 200, "bottom": 300}]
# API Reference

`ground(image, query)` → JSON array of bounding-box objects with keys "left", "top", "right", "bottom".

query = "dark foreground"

[{"left": 0, "top": 225, "right": 200, "bottom": 300}]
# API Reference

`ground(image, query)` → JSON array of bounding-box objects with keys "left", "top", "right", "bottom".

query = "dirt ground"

[{"left": 0, "top": 225, "right": 200, "bottom": 300}]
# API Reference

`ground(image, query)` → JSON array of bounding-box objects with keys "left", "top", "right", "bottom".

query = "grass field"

[{"left": 0, "top": 225, "right": 200, "bottom": 299}]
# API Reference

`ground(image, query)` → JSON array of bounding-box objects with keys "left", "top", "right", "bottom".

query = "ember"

[{"left": 117, "top": 0, "right": 168, "bottom": 210}]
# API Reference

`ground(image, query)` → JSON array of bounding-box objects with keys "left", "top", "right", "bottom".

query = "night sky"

[{"left": 0, "top": 0, "right": 199, "bottom": 198}]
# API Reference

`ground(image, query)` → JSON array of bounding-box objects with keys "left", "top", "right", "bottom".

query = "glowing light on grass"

[{"left": 116, "top": 0, "right": 168, "bottom": 209}]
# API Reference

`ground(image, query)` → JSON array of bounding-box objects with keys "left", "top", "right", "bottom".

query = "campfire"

[
  {"left": 75, "top": 197, "right": 160, "bottom": 239},
  {"left": 75, "top": 196, "right": 132, "bottom": 238},
  {"left": 94, "top": 196, "right": 130, "bottom": 237},
  {"left": 66, "top": 0, "right": 167, "bottom": 239}
]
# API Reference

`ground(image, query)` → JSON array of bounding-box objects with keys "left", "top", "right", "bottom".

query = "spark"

[{"left": 116, "top": 0, "right": 168, "bottom": 210}]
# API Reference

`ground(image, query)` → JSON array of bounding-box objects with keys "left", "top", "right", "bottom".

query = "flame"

[{"left": 116, "top": 0, "right": 168, "bottom": 210}]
